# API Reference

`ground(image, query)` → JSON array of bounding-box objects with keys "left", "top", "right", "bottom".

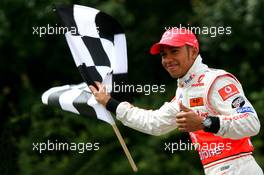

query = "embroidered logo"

[
  {"left": 231, "top": 96, "right": 245, "bottom": 108},
  {"left": 192, "top": 74, "right": 205, "bottom": 87},
  {"left": 190, "top": 97, "right": 204, "bottom": 107},
  {"left": 218, "top": 84, "right": 239, "bottom": 101}
]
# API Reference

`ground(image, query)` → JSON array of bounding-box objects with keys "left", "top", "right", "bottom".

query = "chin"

[
  {"left": 166, "top": 69, "right": 181, "bottom": 78},
  {"left": 172, "top": 75, "right": 180, "bottom": 78},
  {"left": 169, "top": 72, "right": 180, "bottom": 78}
]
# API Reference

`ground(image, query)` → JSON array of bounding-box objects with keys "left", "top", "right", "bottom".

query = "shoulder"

[
  {"left": 202, "top": 68, "right": 241, "bottom": 90},
  {"left": 211, "top": 76, "right": 243, "bottom": 101},
  {"left": 203, "top": 69, "right": 244, "bottom": 113},
  {"left": 208, "top": 72, "right": 245, "bottom": 105}
]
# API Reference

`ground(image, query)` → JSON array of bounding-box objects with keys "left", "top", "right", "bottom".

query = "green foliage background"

[{"left": 0, "top": 0, "right": 263, "bottom": 174}]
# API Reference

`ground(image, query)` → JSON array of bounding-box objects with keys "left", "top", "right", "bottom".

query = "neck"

[{"left": 177, "top": 55, "right": 208, "bottom": 87}]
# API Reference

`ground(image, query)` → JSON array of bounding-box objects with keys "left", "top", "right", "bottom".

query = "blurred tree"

[{"left": 192, "top": 0, "right": 264, "bottom": 92}]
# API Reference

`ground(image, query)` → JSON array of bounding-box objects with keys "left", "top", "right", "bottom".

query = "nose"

[{"left": 162, "top": 53, "right": 174, "bottom": 63}]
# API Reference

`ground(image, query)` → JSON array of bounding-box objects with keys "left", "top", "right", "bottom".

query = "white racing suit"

[{"left": 113, "top": 55, "right": 263, "bottom": 175}]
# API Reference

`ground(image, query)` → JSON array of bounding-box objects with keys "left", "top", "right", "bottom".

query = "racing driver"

[{"left": 89, "top": 28, "right": 263, "bottom": 175}]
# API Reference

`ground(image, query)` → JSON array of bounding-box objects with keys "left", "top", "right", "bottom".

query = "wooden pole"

[{"left": 112, "top": 124, "right": 138, "bottom": 172}]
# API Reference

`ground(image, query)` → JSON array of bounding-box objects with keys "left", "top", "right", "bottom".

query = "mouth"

[{"left": 166, "top": 63, "right": 179, "bottom": 71}]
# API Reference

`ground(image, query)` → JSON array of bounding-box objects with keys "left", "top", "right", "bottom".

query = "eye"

[
  {"left": 160, "top": 52, "right": 166, "bottom": 57},
  {"left": 170, "top": 48, "right": 178, "bottom": 53}
]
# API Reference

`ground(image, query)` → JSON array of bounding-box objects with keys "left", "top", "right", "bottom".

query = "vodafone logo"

[
  {"left": 218, "top": 84, "right": 239, "bottom": 101},
  {"left": 224, "top": 86, "right": 232, "bottom": 93}
]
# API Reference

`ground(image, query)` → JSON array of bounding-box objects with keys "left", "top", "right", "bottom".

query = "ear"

[{"left": 191, "top": 47, "right": 199, "bottom": 60}]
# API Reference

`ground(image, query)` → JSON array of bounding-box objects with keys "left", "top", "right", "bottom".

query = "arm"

[
  {"left": 208, "top": 76, "right": 260, "bottom": 139},
  {"left": 89, "top": 82, "right": 179, "bottom": 136}
]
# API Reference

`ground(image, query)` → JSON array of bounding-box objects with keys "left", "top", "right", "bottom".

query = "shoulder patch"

[
  {"left": 231, "top": 96, "right": 245, "bottom": 108},
  {"left": 236, "top": 106, "right": 254, "bottom": 113},
  {"left": 218, "top": 84, "right": 239, "bottom": 101}
]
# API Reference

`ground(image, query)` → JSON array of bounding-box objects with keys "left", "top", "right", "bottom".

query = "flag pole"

[{"left": 111, "top": 124, "right": 138, "bottom": 172}]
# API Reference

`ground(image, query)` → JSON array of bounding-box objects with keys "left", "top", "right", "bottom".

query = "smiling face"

[{"left": 160, "top": 45, "right": 198, "bottom": 78}]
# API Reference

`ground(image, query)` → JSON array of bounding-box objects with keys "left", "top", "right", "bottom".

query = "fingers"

[
  {"left": 175, "top": 115, "right": 187, "bottom": 131},
  {"left": 89, "top": 81, "right": 101, "bottom": 94},
  {"left": 95, "top": 81, "right": 108, "bottom": 92},
  {"left": 176, "top": 110, "right": 193, "bottom": 119},
  {"left": 89, "top": 85, "right": 98, "bottom": 94},
  {"left": 179, "top": 102, "right": 192, "bottom": 112},
  {"left": 176, "top": 118, "right": 188, "bottom": 132},
  {"left": 175, "top": 117, "right": 186, "bottom": 124},
  {"left": 89, "top": 81, "right": 107, "bottom": 94},
  {"left": 176, "top": 112, "right": 187, "bottom": 118},
  {"left": 178, "top": 123, "right": 187, "bottom": 132},
  {"left": 94, "top": 81, "right": 102, "bottom": 89}
]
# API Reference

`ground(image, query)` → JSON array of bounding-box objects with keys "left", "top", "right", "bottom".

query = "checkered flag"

[
  {"left": 42, "top": 5, "right": 137, "bottom": 171},
  {"left": 42, "top": 5, "right": 128, "bottom": 124}
]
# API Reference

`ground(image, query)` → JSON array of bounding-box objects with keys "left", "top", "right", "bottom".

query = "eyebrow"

[
  {"left": 169, "top": 47, "right": 180, "bottom": 50},
  {"left": 160, "top": 47, "right": 180, "bottom": 53}
]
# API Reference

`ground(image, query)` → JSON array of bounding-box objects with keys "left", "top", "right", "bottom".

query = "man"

[{"left": 89, "top": 28, "right": 263, "bottom": 175}]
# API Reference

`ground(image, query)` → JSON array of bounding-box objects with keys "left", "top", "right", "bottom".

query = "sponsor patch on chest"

[{"left": 189, "top": 97, "right": 204, "bottom": 107}]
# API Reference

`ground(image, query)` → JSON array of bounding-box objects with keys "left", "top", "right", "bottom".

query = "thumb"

[{"left": 179, "top": 102, "right": 192, "bottom": 112}]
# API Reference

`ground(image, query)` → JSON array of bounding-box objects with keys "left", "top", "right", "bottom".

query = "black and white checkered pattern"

[
  {"left": 57, "top": 5, "right": 127, "bottom": 85},
  {"left": 42, "top": 5, "right": 128, "bottom": 124},
  {"left": 42, "top": 82, "right": 115, "bottom": 124}
]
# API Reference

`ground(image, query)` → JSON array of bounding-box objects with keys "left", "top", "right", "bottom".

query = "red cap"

[{"left": 150, "top": 28, "right": 199, "bottom": 55}]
